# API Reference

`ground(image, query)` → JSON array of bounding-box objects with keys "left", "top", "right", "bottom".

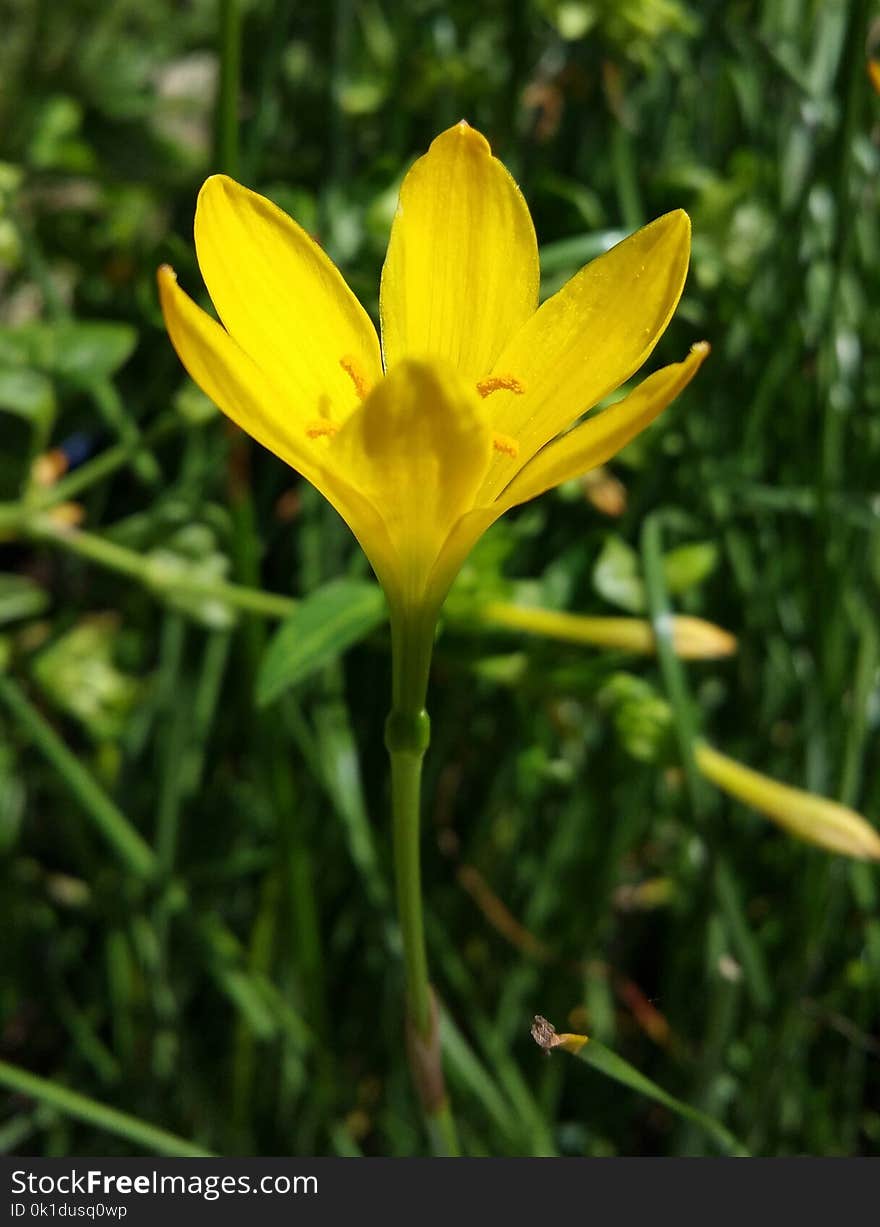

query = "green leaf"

[
  {"left": 0, "top": 368, "right": 56, "bottom": 425},
  {"left": 0, "top": 574, "right": 50, "bottom": 625},
  {"left": 53, "top": 322, "right": 137, "bottom": 383},
  {"left": 663, "top": 541, "right": 718, "bottom": 595},
  {"left": 595, "top": 537, "right": 719, "bottom": 612},
  {"left": 257, "top": 579, "right": 386, "bottom": 705},
  {"left": 32, "top": 617, "right": 142, "bottom": 743},
  {"left": 593, "top": 535, "right": 645, "bottom": 613},
  {"left": 0, "top": 321, "right": 137, "bottom": 384},
  {"left": 145, "top": 524, "right": 238, "bottom": 631},
  {"left": 575, "top": 1039, "right": 748, "bottom": 1155}
]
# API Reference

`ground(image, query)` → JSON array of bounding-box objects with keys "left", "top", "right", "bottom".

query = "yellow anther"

[
  {"left": 477, "top": 375, "right": 524, "bottom": 398},
  {"left": 305, "top": 420, "right": 339, "bottom": 440},
  {"left": 492, "top": 433, "right": 519, "bottom": 458},
  {"left": 340, "top": 355, "right": 371, "bottom": 401}
]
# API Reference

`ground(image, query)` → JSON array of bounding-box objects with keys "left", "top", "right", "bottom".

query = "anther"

[
  {"left": 492, "top": 433, "right": 519, "bottom": 458},
  {"left": 477, "top": 375, "right": 524, "bottom": 398},
  {"left": 340, "top": 355, "right": 371, "bottom": 401},
  {"left": 305, "top": 420, "right": 339, "bottom": 440}
]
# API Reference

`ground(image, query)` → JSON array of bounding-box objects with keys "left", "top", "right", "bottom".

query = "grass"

[{"left": 0, "top": 0, "right": 878, "bottom": 1157}]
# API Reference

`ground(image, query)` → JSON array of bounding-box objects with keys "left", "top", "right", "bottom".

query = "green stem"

[
  {"left": 641, "top": 515, "right": 773, "bottom": 1028},
  {"left": 385, "top": 608, "right": 434, "bottom": 1035},
  {"left": 26, "top": 516, "right": 296, "bottom": 620},
  {"left": 28, "top": 415, "right": 184, "bottom": 511},
  {"left": 384, "top": 607, "right": 458, "bottom": 1154},
  {"left": 641, "top": 513, "right": 703, "bottom": 811},
  {"left": 390, "top": 743, "right": 431, "bottom": 1035},
  {"left": 385, "top": 611, "right": 434, "bottom": 1035},
  {"left": 426, "top": 1100, "right": 461, "bottom": 1157},
  {"left": 216, "top": 0, "right": 241, "bottom": 177}
]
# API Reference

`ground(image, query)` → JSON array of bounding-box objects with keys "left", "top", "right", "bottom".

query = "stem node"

[{"left": 385, "top": 708, "right": 431, "bottom": 756}]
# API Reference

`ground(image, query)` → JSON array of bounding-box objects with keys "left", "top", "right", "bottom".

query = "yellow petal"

[
  {"left": 479, "top": 210, "right": 692, "bottom": 502},
  {"left": 158, "top": 265, "right": 317, "bottom": 478},
  {"left": 496, "top": 342, "right": 708, "bottom": 512},
  {"left": 380, "top": 122, "right": 539, "bottom": 382},
  {"left": 426, "top": 339, "right": 704, "bottom": 598},
  {"left": 694, "top": 742, "right": 880, "bottom": 861},
  {"left": 195, "top": 174, "right": 382, "bottom": 428},
  {"left": 157, "top": 265, "right": 398, "bottom": 593},
  {"left": 331, "top": 358, "right": 492, "bottom": 610}
]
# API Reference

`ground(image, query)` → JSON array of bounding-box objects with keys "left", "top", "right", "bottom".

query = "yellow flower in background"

[
  {"left": 158, "top": 121, "right": 706, "bottom": 620},
  {"left": 695, "top": 742, "right": 880, "bottom": 861},
  {"left": 478, "top": 601, "right": 736, "bottom": 660}
]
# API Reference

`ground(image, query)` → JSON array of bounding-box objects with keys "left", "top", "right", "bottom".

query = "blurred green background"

[{"left": 1, "top": 0, "right": 879, "bottom": 1157}]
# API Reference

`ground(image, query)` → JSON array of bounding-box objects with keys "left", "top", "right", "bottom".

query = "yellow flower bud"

[{"left": 695, "top": 742, "right": 880, "bottom": 861}]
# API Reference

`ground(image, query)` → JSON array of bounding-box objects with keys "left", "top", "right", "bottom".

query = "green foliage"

[
  {"left": 0, "top": 0, "right": 878, "bottom": 1160},
  {"left": 0, "top": 321, "right": 138, "bottom": 385},
  {"left": 31, "top": 617, "right": 143, "bottom": 743},
  {"left": 593, "top": 535, "right": 717, "bottom": 612},
  {"left": 0, "top": 575, "right": 49, "bottom": 626},
  {"left": 257, "top": 580, "right": 386, "bottom": 705},
  {"left": 599, "top": 673, "right": 674, "bottom": 763}
]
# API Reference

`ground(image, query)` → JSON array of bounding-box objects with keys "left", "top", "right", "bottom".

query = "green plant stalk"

[
  {"left": 28, "top": 415, "right": 185, "bottom": 511},
  {"left": 641, "top": 515, "right": 772, "bottom": 1017},
  {"left": 25, "top": 516, "right": 296, "bottom": 620},
  {"left": 216, "top": 0, "right": 241, "bottom": 178},
  {"left": 384, "top": 606, "right": 458, "bottom": 1155},
  {"left": 0, "top": 1060, "right": 213, "bottom": 1157},
  {"left": 640, "top": 514, "right": 703, "bottom": 809},
  {"left": 391, "top": 745, "right": 431, "bottom": 1033}
]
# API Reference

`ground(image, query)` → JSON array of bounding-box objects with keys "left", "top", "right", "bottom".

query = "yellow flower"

[{"left": 158, "top": 122, "right": 706, "bottom": 621}]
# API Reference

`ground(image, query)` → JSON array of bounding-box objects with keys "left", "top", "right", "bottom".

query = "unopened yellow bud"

[
  {"left": 694, "top": 741, "right": 880, "bottom": 861},
  {"left": 478, "top": 602, "right": 736, "bottom": 661},
  {"left": 668, "top": 615, "right": 737, "bottom": 659}
]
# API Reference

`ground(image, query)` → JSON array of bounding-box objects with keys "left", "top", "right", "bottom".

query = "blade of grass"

[
  {"left": 641, "top": 514, "right": 772, "bottom": 1013},
  {"left": 0, "top": 675, "right": 157, "bottom": 880},
  {"left": 574, "top": 1039, "right": 748, "bottom": 1155},
  {"left": 0, "top": 1060, "right": 214, "bottom": 1157}
]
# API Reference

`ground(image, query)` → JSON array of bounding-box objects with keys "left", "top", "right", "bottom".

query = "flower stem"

[
  {"left": 385, "top": 608, "right": 458, "bottom": 1155},
  {"left": 390, "top": 743, "right": 432, "bottom": 1034}
]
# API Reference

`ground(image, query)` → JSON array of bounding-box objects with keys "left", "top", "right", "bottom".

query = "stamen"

[
  {"left": 340, "top": 355, "right": 371, "bottom": 401},
  {"left": 492, "top": 433, "right": 519, "bottom": 458},
  {"left": 305, "top": 420, "right": 339, "bottom": 440},
  {"left": 477, "top": 375, "right": 524, "bottom": 398}
]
